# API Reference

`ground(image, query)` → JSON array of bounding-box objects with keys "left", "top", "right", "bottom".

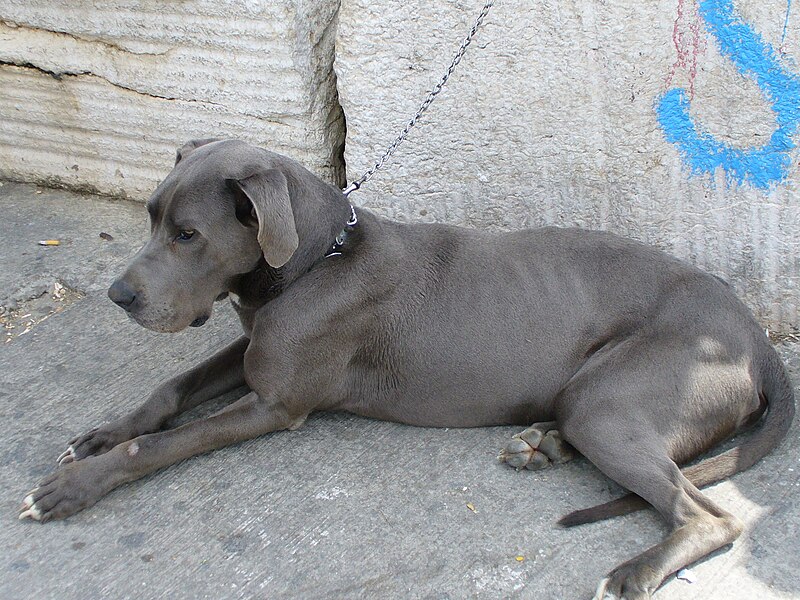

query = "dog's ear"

[
  {"left": 175, "top": 138, "right": 220, "bottom": 165},
  {"left": 227, "top": 168, "right": 299, "bottom": 268}
]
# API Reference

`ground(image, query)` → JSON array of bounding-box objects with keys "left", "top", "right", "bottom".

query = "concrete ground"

[{"left": 1, "top": 181, "right": 798, "bottom": 600}]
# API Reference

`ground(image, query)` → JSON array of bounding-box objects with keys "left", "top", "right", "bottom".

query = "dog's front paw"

[
  {"left": 19, "top": 460, "right": 104, "bottom": 523},
  {"left": 58, "top": 425, "right": 128, "bottom": 465}
]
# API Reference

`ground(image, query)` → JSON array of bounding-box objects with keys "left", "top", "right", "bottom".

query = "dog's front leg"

[
  {"left": 22, "top": 390, "right": 300, "bottom": 522},
  {"left": 58, "top": 336, "right": 250, "bottom": 464}
]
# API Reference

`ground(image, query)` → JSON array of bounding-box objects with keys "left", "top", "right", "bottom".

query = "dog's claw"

[
  {"left": 57, "top": 446, "right": 76, "bottom": 466},
  {"left": 592, "top": 578, "right": 606, "bottom": 600},
  {"left": 593, "top": 577, "right": 615, "bottom": 600},
  {"left": 19, "top": 503, "right": 42, "bottom": 521},
  {"left": 19, "top": 489, "right": 43, "bottom": 521}
]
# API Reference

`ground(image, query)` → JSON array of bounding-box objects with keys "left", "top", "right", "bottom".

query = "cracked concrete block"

[
  {"left": 335, "top": 0, "right": 800, "bottom": 330},
  {"left": 0, "top": 0, "right": 344, "bottom": 200}
]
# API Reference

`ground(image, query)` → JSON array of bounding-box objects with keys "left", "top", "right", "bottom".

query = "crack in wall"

[
  {"left": 323, "top": 7, "right": 347, "bottom": 189},
  {"left": 1, "top": 19, "right": 173, "bottom": 56},
  {"left": 0, "top": 60, "right": 315, "bottom": 126},
  {"left": 292, "top": 1, "right": 348, "bottom": 188},
  {"left": 0, "top": 59, "right": 223, "bottom": 106},
  {"left": 328, "top": 66, "right": 348, "bottom": 186}
]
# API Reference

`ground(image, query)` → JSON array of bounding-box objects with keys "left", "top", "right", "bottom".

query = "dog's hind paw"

[
  {"left": 592, "top": 565, "right": 656, "bottom": 600},
  {"left": 499, "top": 422, "right": 574, "bottom": 470}
]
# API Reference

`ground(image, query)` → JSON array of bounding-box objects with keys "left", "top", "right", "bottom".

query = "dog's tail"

[{"left": 558, "top": 342, "right": 795, "bottom": 528}]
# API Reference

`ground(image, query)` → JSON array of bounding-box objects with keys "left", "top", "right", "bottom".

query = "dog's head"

[{"left": 108, "top": 139, "right": 303, "bottom": 332}]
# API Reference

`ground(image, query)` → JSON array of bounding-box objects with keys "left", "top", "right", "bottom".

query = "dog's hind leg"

[
  {"left": 552, "top": 331, "right": 760, "bottom": 598},
  {"left": 499, "top": 422, "right": 576, "bottom": 470},
  {"left": 576, "top": 438, "right": 743, "bottom": 600}
]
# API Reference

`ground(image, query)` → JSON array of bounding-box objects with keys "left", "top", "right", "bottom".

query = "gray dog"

[{"left": 20, "top": 139, "right": 794, "bottom": 599}]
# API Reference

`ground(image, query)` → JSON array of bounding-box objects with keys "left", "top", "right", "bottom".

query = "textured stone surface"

[
  {"left": 2, "top": 0, "right": 798, "bottom": 330},
  {"left": 2, "top": 182, "right": 800, "bottom": 600},
  {"left": 335, "top": 0, "right": 800, "bottom": 331},
  {"left": 0, "top": 0, "right": 344, "bottom": 200}
]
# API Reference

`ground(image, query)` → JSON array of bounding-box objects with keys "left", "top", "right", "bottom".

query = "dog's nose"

[{"left": 108, "top": 279, "right": 137, "bottom": 311}]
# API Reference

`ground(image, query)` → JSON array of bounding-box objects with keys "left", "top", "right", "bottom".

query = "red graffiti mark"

[{"left": 665, "top": 0, "right": 707, "bottom": 99}]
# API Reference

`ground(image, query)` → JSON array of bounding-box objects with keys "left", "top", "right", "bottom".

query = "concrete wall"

[
  {"left": 336, "top": 0, "right": 800, "bottom": 331},
  {"left": 0, "top": 0, "right": 345, "bottom": 199},
  {"left": 1, "top": 0, "right": 799, "bottom": 331}
]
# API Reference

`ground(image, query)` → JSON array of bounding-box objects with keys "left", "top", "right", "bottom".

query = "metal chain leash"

[{"left": 343, "top": 0, "right": 495, "bottom": 196}]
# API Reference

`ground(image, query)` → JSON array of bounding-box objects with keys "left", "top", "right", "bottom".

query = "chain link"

[{"left": 343, "top": 0, "right": 495, "bottom": 196}]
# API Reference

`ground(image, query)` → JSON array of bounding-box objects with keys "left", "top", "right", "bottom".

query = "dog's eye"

[{"left": 177, "top": 230, "right": 195, "bottom": 242}]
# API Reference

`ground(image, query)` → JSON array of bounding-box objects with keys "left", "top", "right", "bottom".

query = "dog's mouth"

[
  {"left": 124, "top": 308, "right": 210, "bottom": 332},
  {"left": 190, "top": 315, "right": 209, "bottom": 327}
]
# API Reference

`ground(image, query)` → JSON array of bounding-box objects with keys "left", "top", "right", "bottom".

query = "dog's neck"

[
  {"left": 230, "top": 259, "right": 284, "bottom": 307},
  {"left": 230, "top": 176, "right": 353, "bottom": 309}
]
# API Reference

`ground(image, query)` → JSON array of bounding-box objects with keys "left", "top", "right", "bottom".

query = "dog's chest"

[{"left": 229, "top": 294, "right": 257, "bottom": 336}]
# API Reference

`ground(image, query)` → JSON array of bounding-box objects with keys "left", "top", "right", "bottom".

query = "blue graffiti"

[{"left": 656, "top": 0, "right": 800, "bottom": 189}]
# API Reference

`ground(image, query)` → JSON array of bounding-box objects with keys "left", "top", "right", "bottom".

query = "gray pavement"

[{"left": 1, "top": 181, "right": 798, "bottom": 599}]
